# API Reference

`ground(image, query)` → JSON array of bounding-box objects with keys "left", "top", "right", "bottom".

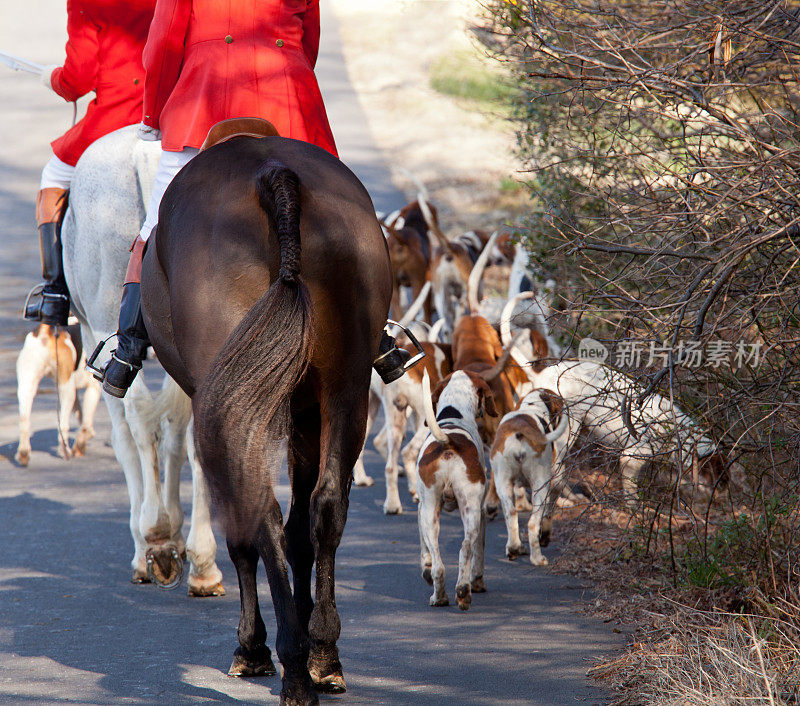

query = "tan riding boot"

[{"left": 24, "top": 187, "right": 71, "bottom": 325}]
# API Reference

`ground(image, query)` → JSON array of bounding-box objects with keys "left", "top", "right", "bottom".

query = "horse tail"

[{"left": 193, "top": 159, "right": 313, "bottom": 544}]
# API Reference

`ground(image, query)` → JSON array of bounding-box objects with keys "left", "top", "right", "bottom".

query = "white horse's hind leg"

[
  {"left": 124, "top": 376, "right": 182, "bottom": 586},
  {"left": 158, "top": 379, "right": 189, "bottom": 556},
  {"left": 185, "top": 422, "right": 225, "bottom": 597},
  {"left": 105, "top": 394, "right": 149, "bottom": 581}
]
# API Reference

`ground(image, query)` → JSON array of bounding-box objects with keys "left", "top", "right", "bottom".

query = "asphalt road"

[{"left": 0, "top": 2, "right": 618, "bottom": 704}]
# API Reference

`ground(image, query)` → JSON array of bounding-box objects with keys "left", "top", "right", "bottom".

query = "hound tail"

[
  {"left": 467, "top": 229, "right": 499, "bottom": 313},
  {"left": 193, "top": 159, "right": 313, "bottom": 543},
  {"left": 544, "top": 409, "right": 569, "bottom": 444},
  {"left": 422, "top": 370, "right": 449, "bottom": 443},
  {"left": 500, "top": 291, "right": 537, "bottom": 383}
]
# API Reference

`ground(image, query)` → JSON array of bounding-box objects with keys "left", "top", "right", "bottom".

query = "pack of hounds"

[
  {"left": 16, "top": 174, "right": 740, "bottom": 613},
  {"left": 365, "top": 175, "right": 741, "bottom": 611}
]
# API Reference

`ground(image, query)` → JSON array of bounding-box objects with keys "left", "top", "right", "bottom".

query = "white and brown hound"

[
  {"left": 16, "top": 322, "right": 101, "bottom": 465},
  {"left": 418, "top": 369, "right": 497, "bottom": 610},
  {"left": 529, "top": 361, "right": 734, "bottom": 511},
  {"left": 490, "top": 388, "right": 569, "bottom": 565}
]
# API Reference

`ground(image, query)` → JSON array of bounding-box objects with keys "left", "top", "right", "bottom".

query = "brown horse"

[{"left": 141, "top": 136, "right": 391, "bottom": 705}]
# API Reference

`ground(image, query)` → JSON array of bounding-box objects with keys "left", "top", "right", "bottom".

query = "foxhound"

[
  {"left": 417, "top": 369, "right": 497, "bottom": 610},
  {"left": 490, "top": 388, "right": 569, "bottom": 565}
]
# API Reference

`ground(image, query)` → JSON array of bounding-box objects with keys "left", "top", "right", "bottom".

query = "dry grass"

[{"left": 589, "top": 597, "right": 800, "bottom": 706}]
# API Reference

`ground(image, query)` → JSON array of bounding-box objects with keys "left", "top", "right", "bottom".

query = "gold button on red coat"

[
  {"left": 276, "top": 39, "right": 284, "bottom": 47},
  {"left": 224, "top": 34, "right": 233, "bottom": 43}
]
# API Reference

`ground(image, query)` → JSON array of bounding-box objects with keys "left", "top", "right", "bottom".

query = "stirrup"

[
  {"left": 386, "top": 320, "right": 426, "bottom": 370},
  {"left": 23, "top": 284, "right": 45, "bottom": 316},
  {"left": 373, "top": 321, "right": 426, "bottom": 383},
  {"left": 86, "top": 333, "right": 118, "bottom": 381}
]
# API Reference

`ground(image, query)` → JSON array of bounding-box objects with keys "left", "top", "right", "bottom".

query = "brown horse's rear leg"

[
  {"left": 226, "top": 541, "right": 276, "bottom": 677},
  {"left": 307, "top": 389, "right": 369, "bottom": 694},
  {"left": 257, "top": 498, "right": 317, "bottom": 706},
  {"left": 285, "top": 405, "right": 321, "bottom": 632}
]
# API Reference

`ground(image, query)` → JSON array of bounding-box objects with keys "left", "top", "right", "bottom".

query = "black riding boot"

[
  {"left": 25, "top": 188, "right": 70, "bottom": 326},
  {"left": 373, "top": 331, "right": 413, "bottom": 384},
  {"left": 96, "top": 282, "right": 150, "bottom": 398}
]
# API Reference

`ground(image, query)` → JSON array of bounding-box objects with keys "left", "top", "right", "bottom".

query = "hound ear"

[{"left": 538, "top": 388, "right": 563, "bottom": 423}]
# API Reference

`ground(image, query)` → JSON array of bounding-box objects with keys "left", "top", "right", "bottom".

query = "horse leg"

[
  {"left": 257, "top": 498, "right": 317, "bottom": 705},
  {"left": 185, "top": 422, "right": 225, "bottom": 597},
  {"left": 159, "top": 386, "right": 188, "bottom": 557},
  {"left": 226, "top": 540, "right": 276, "bottom": 677},
  {"left": 124, "top": 377, "right": 181, "bottom": 586},
  {"left": 307, "top": 389, "right": 368, "bottom": 693},
  {"left": 285, "top": 405, "right": 321, "bottom": 633},
  {"left": 104, "top": 395, "right": 149, "bottom": 581}
]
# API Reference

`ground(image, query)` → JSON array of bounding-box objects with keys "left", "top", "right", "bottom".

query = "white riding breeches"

[
  {"left": 40, "top": 155, "right": 75, "bottom": 190},
  {"left": 139, "top": 147, "right": 199, "bottom": 241}
]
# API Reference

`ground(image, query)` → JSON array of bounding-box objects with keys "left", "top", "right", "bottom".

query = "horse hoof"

[
  {"left": 280, "top": 687, "right": 319, "bottom": 706},
  {"left": 312, "top": 674, "right": 345, "bottom": 694},
  {"left": 308, "top": 648, "right": 345, "bottom": 694},
  {"left": 15, "top": 450, "right": 29, "bottom": 467},
  {"left": 471, "top": 576, "right": 487, "bottom": 593},
  {"left": 188, "top": 580, "right": 226, "bottom": 597},
  {"left": 146, "top": 546, "right": 184, "bottom": 589},
  {"left": 228, "top": 646, "right": 276, "bottom": 677}
]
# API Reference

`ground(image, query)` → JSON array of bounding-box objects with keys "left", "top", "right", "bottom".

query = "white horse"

[{"left": 62, "top": 125, "right": 224, "bottom": 595}]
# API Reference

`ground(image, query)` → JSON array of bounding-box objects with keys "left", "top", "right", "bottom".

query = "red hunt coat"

[
  {"left": 142, "top": 0, "right": 337, "bottom": 156},
  {"left": 50, "top": 0, "right": 157, "bottom": 166}
]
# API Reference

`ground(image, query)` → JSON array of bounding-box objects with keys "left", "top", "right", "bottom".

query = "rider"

[
  {"left": 97, "top": 0, "right": 412, "bottom": 398},
  {"left": 24, "top": 0, "right": 157, "bottom": 326}
]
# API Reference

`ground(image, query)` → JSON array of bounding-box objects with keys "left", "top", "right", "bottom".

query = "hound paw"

[
  {"left": 456, "top": 584, "right": 472, "bottom": 611},
  {"left": 506, "top": 544, "right": 529, "bottom": 561},
  {"left": 15, "top": 449, "right": 30, "bottom": 467},
  {"left": 422, "top": 567, "right": 433, "bottom": 585},
  {"left": 383, "top": 501, "right": 402, "bottom": 515},
  {"left": 530, "top": 554, "right": 549, "bottom": 567},
  {"left": 429, "top": 593, "right": 449, "bottom": 607},
  {"left": 471, "top": 576, "right": 486, "bottom": 593}
]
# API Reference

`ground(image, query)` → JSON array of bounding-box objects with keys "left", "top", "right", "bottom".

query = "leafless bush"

[{"left": 481, "top": 0, "right": 800, "bottom": 586}]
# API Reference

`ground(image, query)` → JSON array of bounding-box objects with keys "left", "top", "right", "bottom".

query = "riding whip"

[{"left": 0, "top": 51, "right": 44, "bottom": 74}]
